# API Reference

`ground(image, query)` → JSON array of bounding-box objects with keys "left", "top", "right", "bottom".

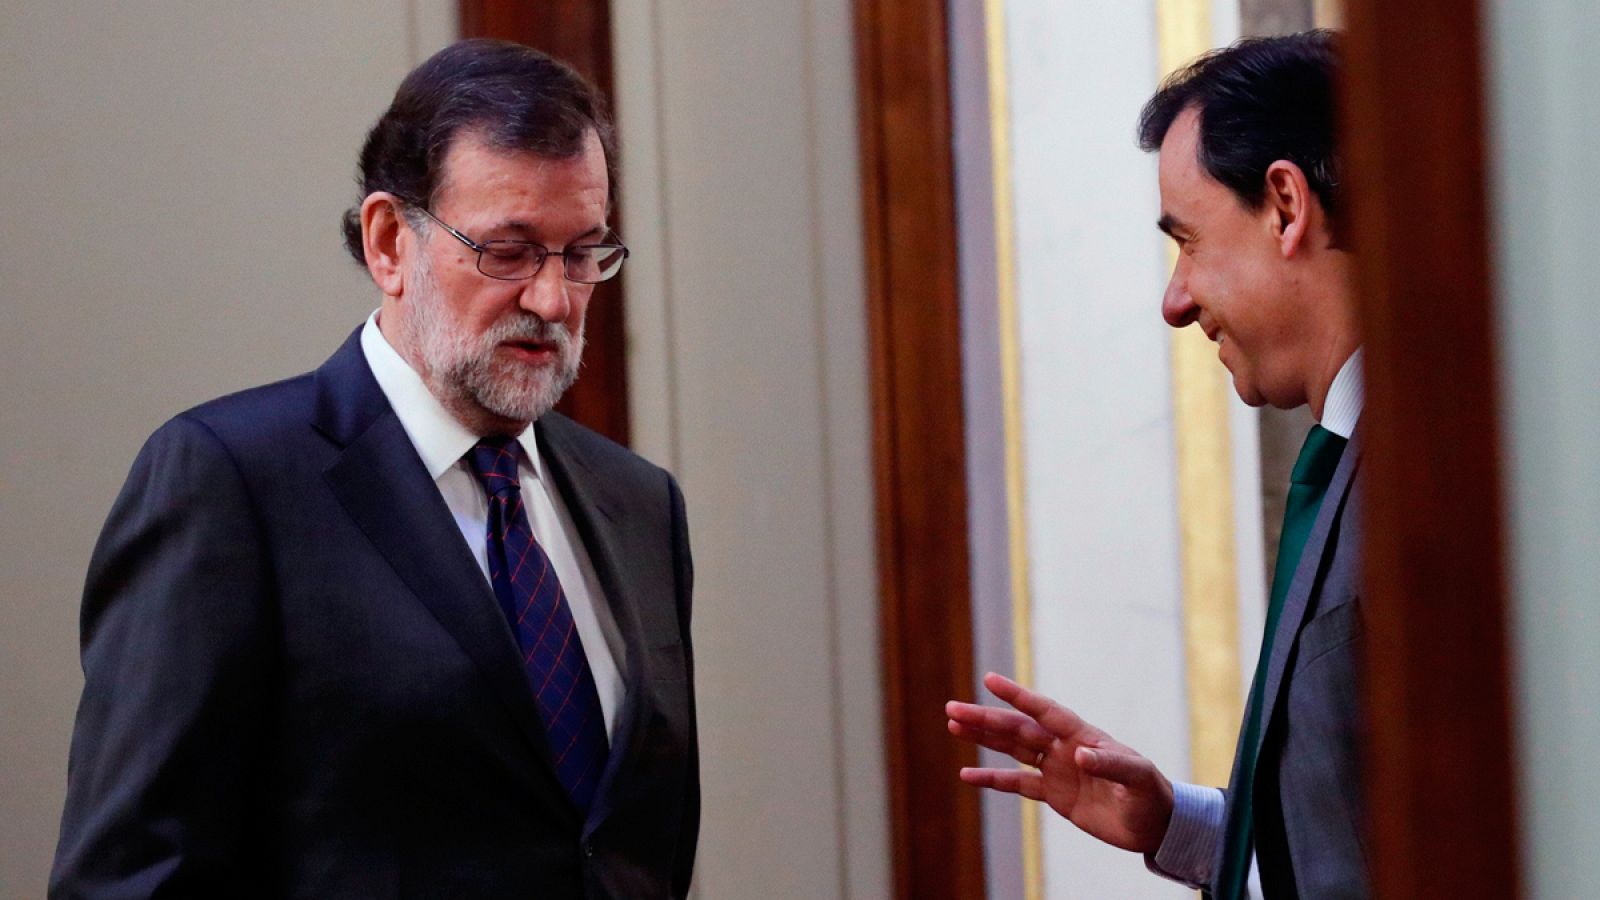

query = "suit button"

[{"left": 584, "top": 843, "right": 595, "bottom": 858}]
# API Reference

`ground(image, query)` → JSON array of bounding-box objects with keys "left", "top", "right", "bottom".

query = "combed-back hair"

[
  {"left": 1138, "top": 30, "right": 1341, "bottom": 217},
  {"left": 341, "top": 39, "right": 616, "bottom": 266}
]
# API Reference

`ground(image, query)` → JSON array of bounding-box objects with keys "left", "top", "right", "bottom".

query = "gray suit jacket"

[
  {"left": 53, "top": 330, "right": 700, "bottom": 898},
  {"left": 1212, "top": 432, "right": 1369, "bottom": 898}
]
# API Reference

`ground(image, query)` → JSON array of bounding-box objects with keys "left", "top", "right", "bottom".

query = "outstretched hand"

[{"left": 946, "top": 672, "right": 1175, "bottom": 854}]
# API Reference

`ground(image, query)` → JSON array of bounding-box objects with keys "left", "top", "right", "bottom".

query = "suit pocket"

[{"left": 1293, "top": 599, "right": 1362, "bottom": 675}]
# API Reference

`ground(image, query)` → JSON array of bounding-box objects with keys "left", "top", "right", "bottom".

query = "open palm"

[{"left": 946, "top": 672, "right": 1174, "bottom": 854}]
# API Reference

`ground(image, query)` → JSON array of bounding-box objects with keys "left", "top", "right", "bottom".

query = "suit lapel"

[
  {"left": 310, "top": 330, "right": 567, "bottom": 794},
  {"left": 1252, "top": 429, "right": 1363, "bottom": 761},
  {"left": 535, "top": 416, "right": 656, "bottom": 838}
]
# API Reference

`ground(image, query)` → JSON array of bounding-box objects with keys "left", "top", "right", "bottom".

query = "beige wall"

[
  {"left": 613, "top": 1, "right": 890, "bottom": 897},
  {"left": 0, "top": 3, "right": 454, "bottom": 895}
]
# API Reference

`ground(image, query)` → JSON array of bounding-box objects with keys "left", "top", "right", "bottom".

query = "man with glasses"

[{"left": 53, "top": 40, "right": 699, "bottom": 899}]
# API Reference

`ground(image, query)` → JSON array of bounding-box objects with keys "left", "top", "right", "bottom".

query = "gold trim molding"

[
  {"left": 979, "top": 0, "right": 1042, "bottom": 896},
  {"left": 1156, "top": 0, "right": 1246, "bottom": 790}
]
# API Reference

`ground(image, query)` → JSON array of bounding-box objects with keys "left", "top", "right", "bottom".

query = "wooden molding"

[
  {"left": 459, "top": 0, "right": 630, "bottom": 446},
  {"left": 854, "top": 0, "right": 987, "bottom": 897},
  {"left": 1340, "top": 3, "right": 1521, "bottom": 896}
]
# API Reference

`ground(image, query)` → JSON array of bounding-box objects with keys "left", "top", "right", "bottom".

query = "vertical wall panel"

[
  {"left": 1485, "top": 0, "right": 1600, "bottom": 895},
  {"left": 950, "top": 0, "right": 1026, "bottom": 893},
  {"left": 613, "top": 0, "right": 888, "bottom": 896},
  {"left": 1000, "top": 1, "right": 1193, "bottom": 895}
]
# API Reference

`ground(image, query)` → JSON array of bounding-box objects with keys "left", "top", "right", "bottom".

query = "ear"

[
  {"left": 1263, "top": 160, "right": 1317, "bottom": 259},
  {"left": 360, "top": 192, "right": 412, "bottom": 298}
]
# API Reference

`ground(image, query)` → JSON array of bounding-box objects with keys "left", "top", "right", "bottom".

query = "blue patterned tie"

[{"left": 466, "top": 436, "right": 609, "bottom": 813}]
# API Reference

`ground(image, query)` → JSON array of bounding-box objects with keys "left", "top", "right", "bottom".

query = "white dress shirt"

[
  {"left": 1320, "top": 347, "right": 1364, "bottom": 439},
  {"left": 1151, "top": 347, "right": 1365, "bottom": 892},
  {"left": 359, "top": 311, "right": 626, "bottom": 740}
]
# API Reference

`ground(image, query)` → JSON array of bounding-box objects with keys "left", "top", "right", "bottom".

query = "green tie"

[{"left": 1216, "top": 424, "right": 1348, "bottom": 899}]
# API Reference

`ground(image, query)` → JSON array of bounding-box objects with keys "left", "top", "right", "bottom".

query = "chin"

[
  {"left": 1228, "top": 372, "right": 1269, "bottom": 408},
  {"left": 476, "top": 366, "right": 573, "bottom": 423},
  {"left": 1245, "top": 381, "right": 1310, "bottom": 412}
]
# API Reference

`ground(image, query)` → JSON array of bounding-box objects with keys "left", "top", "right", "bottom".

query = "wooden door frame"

[
  {"left": 459, "top": 0, "right": 631, "bottom": 446},
  {"left": 1341, "top": 3, "right": 1521, "bottom": 896},
  {"left": 855, "top": 1, "right": 987, "bottom": 898}
]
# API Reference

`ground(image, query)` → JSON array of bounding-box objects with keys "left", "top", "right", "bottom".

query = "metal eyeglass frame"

[{"left": 401, "top": 199, "right": 629, "bottom": 284}]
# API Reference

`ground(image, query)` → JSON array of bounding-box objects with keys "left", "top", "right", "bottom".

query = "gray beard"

[{"left": 403, "top": 256, "right": 584, "bottom": 426}]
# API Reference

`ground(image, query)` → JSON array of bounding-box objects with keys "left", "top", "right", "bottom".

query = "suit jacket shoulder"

[
  {"left": 537, "top": 412, "right": 677, "bottom": 489},
  {"left": 57, "top": 332, "right": 700, "bottom": 899}
]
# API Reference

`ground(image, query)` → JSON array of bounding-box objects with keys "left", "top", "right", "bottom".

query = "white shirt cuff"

[{"left": 1146, "top": 782, "right": 1225, "bottom": 889}]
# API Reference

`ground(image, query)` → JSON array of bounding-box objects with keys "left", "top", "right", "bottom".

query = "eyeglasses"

[{"left": 403, "top": 201, "right": 629, "bottom": 283}]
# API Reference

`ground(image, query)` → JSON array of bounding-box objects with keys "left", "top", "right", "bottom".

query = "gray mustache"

[{"left": 488, "top": 316, "right": 571, "bottom": 347}]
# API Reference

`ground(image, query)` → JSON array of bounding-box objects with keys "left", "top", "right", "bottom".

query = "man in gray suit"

[
  {"left": 947, "top": 31, "right": 1365, "bottom": 898},
  {"left": 53, "top": 40, "right": 698, "bottom": 898}
]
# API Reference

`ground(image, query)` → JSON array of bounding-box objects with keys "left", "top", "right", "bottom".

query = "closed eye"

[{"left": 480, "top": 241, "right": 539, "bottom": 261}]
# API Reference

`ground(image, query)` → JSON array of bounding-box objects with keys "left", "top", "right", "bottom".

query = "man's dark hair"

[
  {"left": 1138, "top": 30, "right": 1340, "bottom": 216},
  {"left": 340, "top": 39, "right": 617, "bottom": 267}
]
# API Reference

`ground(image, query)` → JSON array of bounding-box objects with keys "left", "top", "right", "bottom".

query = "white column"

[
  {"left": 1003, "top": 2, "right": 1192, "bottom": 896},
  {"left": 958, "top": 0, "right": 1258, "bottom": 895}
]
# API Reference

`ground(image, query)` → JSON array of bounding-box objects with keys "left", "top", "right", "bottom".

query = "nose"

[
  {"left": 1161, "top": 257, "right": 1198, "bottom": 329},
  {"left": 519, "top": 259, "right": 572, "bottom": 324}
]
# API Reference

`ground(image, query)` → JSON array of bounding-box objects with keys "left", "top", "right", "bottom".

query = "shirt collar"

[
  {"left": 1319, "top": 346, "right": 1364, "bottom": 439},
  {"left": 359, "top": 311, "right": 542, "bottom": 482}
]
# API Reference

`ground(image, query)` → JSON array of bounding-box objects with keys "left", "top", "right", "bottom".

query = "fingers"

[
  {"left": 946, "top": 699, "right": 1055, "bottom": 767},
  {"left": 982, "top": 672, "right": 1059, "bottom": 721},
  {"left": 959, "top": 766, "right": 1045, "bottom": 802},
  {"left": 982, "top": 672, "right": 1089, "bottom": 741},
  {"left": 946, "top": 701, "right": 1053, "bottom": 747},
  {"left": 946, "top": 721, "right": 1053, "bottom": 767},
  {"left": 1074, "top": 746, "right": 1155, "bottom": 788}
]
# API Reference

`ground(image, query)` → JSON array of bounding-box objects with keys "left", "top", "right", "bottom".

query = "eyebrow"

[
  {"left": 487, "top": 220, "right": 610, "bottom": 242},
  {"left": 1156, "top": 213, "right": 1188, "bottom": 239}
]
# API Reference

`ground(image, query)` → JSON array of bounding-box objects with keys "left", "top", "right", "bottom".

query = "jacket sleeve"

[
  {"left": 51, "top": 414, "right": 276, "bottom": 899},
  {"left": 667, "top": 474, "right": 700, "bottom": 899}
]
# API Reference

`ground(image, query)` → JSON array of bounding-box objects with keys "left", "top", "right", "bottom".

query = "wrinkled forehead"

[
  {"left": 432, "top": 131, "right": 611, "bottom": 222},
  {"left": 434, "top": 128, "right": 608, "bottom": 208}
]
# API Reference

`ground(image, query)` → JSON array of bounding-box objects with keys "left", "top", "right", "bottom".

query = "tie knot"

[
  {"left": 1291, "top": 424, "right": 1348, "bottom": 487},
  {"left": 466, "top": 436, "right": 524, "bottom": 498}
]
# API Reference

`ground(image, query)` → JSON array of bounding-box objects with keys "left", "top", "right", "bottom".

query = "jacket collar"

[
  {"left": 311, "top": 328, "right": 653, "bottom": 831},
  {"left": 312, "top": 328, "right": 580, "bottom": 821},
  {"left": 1253, "top": 425, "right": 1364, "bottom": 761}
]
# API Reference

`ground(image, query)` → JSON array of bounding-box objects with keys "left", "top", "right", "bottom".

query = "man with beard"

[{"left": 52, "top": 41, "right": 699, "bottom": 899}]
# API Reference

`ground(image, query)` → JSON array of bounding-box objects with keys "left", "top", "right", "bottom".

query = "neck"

[
  {"left": 1305, "top": 337, "right": 1360, "bottom": 421},
  {"left": 1297, "top": 256, "right": 1359, "bottom": 421},
  {"left": 444, "top": 398, "right": 532, "bottom": 439}
]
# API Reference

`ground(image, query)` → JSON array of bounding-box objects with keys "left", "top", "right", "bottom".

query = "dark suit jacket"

[
  {"left": 52, "top": 330, "right": 700, "bottom": 899},
  {"left": 1213, "top": 432, "right": 1369, "bottom": 899}
]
